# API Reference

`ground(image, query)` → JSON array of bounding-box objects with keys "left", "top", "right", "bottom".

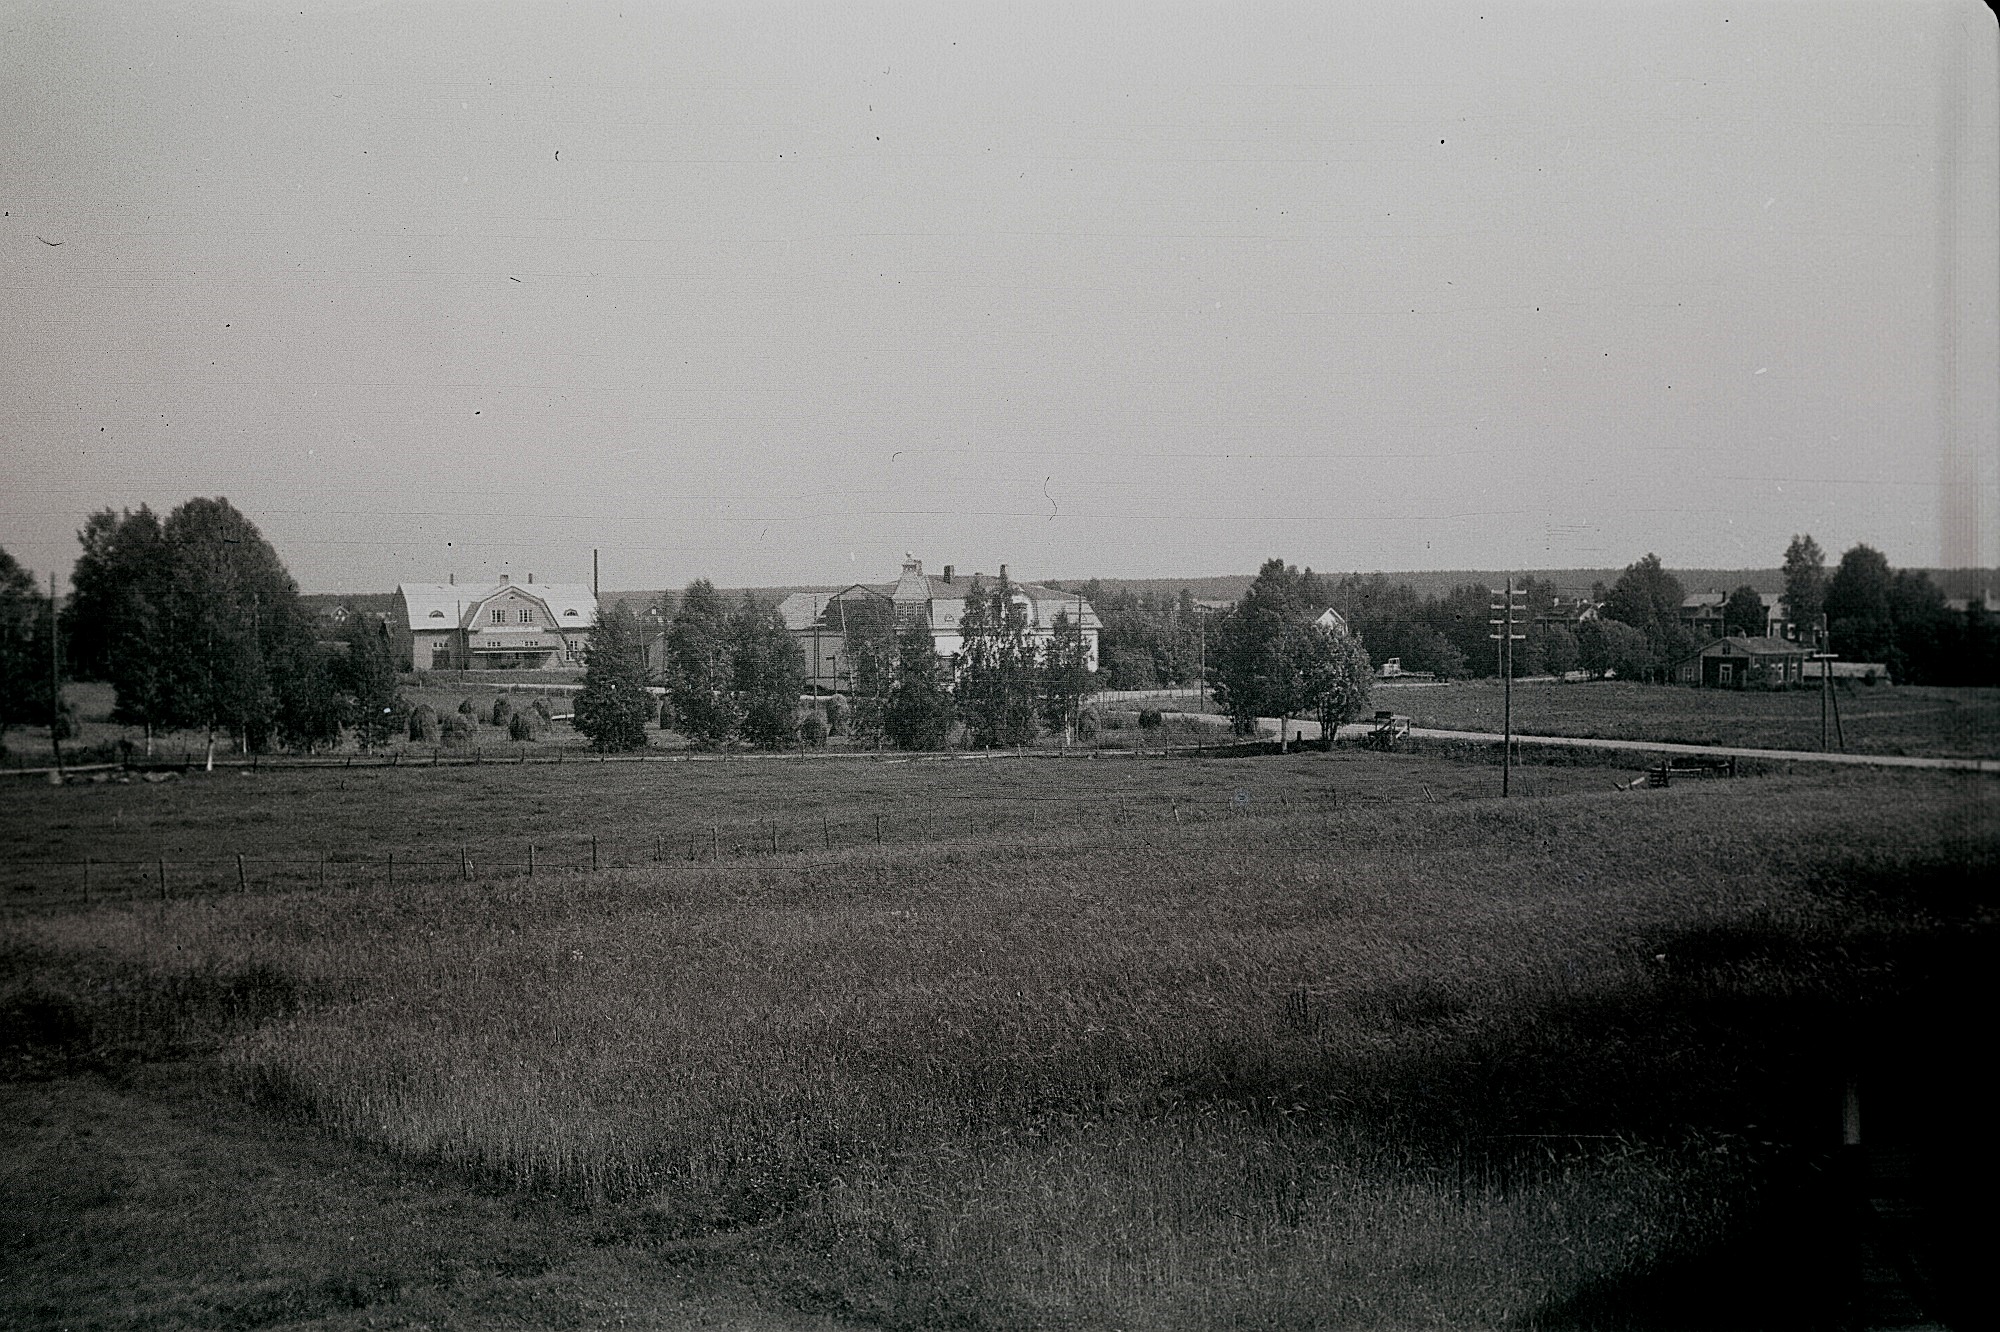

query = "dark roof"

[{"left": 1697, "top": 635, "right": 1807, "bottom": 658}]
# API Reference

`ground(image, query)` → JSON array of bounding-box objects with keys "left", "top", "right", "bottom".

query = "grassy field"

[
  {"left": 1389, "top": 679, "right": 2000, "bottom": 758},
  {"left": 1, "top": 751, "right": 1607, "bottom": 904},
  {"left": 5, "top": 757, "right": 1995, "bottom": 1329}
]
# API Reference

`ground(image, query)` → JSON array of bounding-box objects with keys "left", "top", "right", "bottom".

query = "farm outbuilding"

[{"left": 1671, "top": 636, "right": 1808, "bottom": 689}]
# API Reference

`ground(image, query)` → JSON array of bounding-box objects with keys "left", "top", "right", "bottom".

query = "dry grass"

[{"left": 6, "top": 762, "right": 1993, "bottom": 1328}]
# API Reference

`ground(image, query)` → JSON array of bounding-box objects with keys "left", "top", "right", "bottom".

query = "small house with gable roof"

[{"left": 391, "top": 575, "right": 597, "bottom": 671}]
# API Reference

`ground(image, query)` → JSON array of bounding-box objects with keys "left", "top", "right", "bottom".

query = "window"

[
  {"left": 518, "top": 609, "right": 533, "bottom": 624},
  {"left": 564, "top": 608, "right": 579, "bottom": 617},
  {"left": 491, "top": 610, "right": 505, "bottom": 624}
]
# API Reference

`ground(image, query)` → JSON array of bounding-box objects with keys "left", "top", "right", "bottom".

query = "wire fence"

[{"left": 0, "top": 784, "right": 1376, "bottom": 915}]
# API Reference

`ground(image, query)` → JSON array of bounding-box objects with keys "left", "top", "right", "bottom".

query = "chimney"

[
  {"left": 499, "top": 573, "right": 510, "bottom": 583},
  {"left": 999, "top": 564, "right": 1009, "bottom": 583},
  {"left": 448, "top": 573, "right": 454, "bottom": 585},
  {"left": 944, "top": 564, "right": 954, "bottom": 584},
  {"left": 527, "top": 572, "right": 534, "bottom": 584}
]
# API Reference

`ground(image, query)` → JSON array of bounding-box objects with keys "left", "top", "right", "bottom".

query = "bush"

[
  {"left": 507, "top": 712, "right": 534, "bottom": 742},
  {"left": 1138, "top": 708, "right": 1164, "bottom": 730},
  {"left": 1076, "top": 707, "right": 1100, "bottom": 740},
  {"left": 457, "top": 698, "right": 477, "bottom": 717},
  {"left": 490, "top": 698, "right": 514, "bottom": 728},
  {"left": 532, "top": 697, "right": 553, "bottom": 720},
  {"left": 800, "top": 711, "right": 828, "bottom": 748},
  {"left": 439, "top": 713, "right": 473, "bottom": 746},
  {"left": 408, "top": 703, "right": 440, "bottom": 743}
]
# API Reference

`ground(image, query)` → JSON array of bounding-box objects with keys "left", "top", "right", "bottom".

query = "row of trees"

[
  {"left": 1, "top": 500, "right": 408, "bottom": 765},
  {"left": 1207, "top": 560, "right": 1373, "bottom": 736},
  {"left": 1782, "top": 535, "right": 1999, "bottom": 686}
]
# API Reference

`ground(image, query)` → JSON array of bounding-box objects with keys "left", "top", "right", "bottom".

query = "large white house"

[
  {"left": 777, "top": 557, "right": 1100, "bottom": 691},
  {"left": 391, "top": 576, "right": 597, "bottom": 671}
]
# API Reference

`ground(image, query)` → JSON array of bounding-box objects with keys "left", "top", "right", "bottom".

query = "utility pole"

[
  {"left": 593, "top": 549, "right": 599, "bottom": 600},
  {"left": 1490, "top": 578, "right": 1526, "bottom": 796},
  {"left": 1816, "top": 612, "right": 1840, "bottom": 748},
  {"left": 48, "top": 572, "right": 64, "bottom": 777}
]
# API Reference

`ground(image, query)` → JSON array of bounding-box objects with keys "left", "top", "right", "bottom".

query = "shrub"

[
  {"left": 1138, "top": 708, "right": 1164, "bottom": 730},
  {"left": 408, "top": 703, "right": 439, "bottom": 743},
  {"left": 490, "top": 698, "right": 515, "bottom": 728},
  {"left": 1076, "top": 707, "right": 1100, "bottom": 740},
  {"left": 457, "top": 698, "right": 477, "bottom": 717},
  {"left": 823, "top": 696, "right": 846, "bottom": 736},
  {"left": 533, "top": 697, "right": 553, "bottom": 720},
  {"left": 439, "top": 713, "right": 473, "bottom": 746},
  {"left": 507, "top": 712, "right": 534, "bottom": 742},
  {"left": 800, "top": 711, "right": 828, "bottom": 748}
]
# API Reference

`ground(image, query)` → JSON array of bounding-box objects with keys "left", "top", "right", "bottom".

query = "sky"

[{"left": 3, "top": 0, "right": 1996, "bottom": 593}]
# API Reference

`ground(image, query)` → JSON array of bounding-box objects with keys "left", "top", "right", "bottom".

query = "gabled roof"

[
  {"left": 1676, "top": 635, "right": 1808, "bottom": 665},
  {"left": 396, "top": 582, "right": 597, "bottom": 631}
]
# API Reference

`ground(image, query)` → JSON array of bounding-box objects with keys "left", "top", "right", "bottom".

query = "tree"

[
  {"left": 1825, "top": 544, "right": 1894, "bottom": 664},
  {"left": 991, "top": 574, "right": 1039, "bottom": 746},
  {"left": 841, "top": 596, "right": 897, "bottom": 748},
  {"left": 1781, "top": 534, "right": 1827, "bottom": 640},
  {"left": 408, "top": 703, "right": 440, "bottom": 743},
  {"left": 1886, "top": 569, "right": 1950, "bottom": 684},
  {"left": 60, "top": 507, "right": 171, "bottom": 747},
  {"left": 0, "top": 547, "right": 63, "bottom": 760},
  {"left": 1291, "top": 620, "right": 1372, "bottom": 740},
  {"left": 1723, "top": 585, "right": 1767, "bottom": 638},
  {"left": 150, "top": 499, "right": 312, "bottom": 767},
  {"left": 1599, "top": 620, "right": 1657, "bottom": 682},
  {"left": 885, "top": 617, "right": 955, "bottom": 750},
  {"left": 664, "top": 580, "right": 735, "bottom": 748},
  {"left": 1210, "top": 558, "right": 1317, "bottom": 734},
  {"left": 573, "top": 600, "right": 653, "bottom": 751},
  {"left": 65, "top": 506, "right": 165, "bottom": 683},
  {"left": 339, "top": 620, "right": 407, "bottom": 750},
  {"left": 730, "top": 595, "right": 805, "bottom": 750},
  {"left": 1575, "top": 619, "right": 1612, "bottom": 678},
  {"left": 1543, "top": 623, "right": 1579, "bottom": 678},
  {"left": 274, "top": 631, "right": 343, "bottom": 753},
  {"left": 955, "top": 576, "right": 1004, "bottom": 747},
  {"left": 1602, "top": 553, "right": 1685, "bottom": 678},
  {"left": 1038, "top": 609, "right": 1095, "bottom": 739}
]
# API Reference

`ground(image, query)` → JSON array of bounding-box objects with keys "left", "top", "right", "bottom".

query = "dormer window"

[
  {"left": 491, "top": 610, "right": 506, "bottom": 624},
  {"left": 564, "top": 609, "right": 579, "bottom": 617},
  {"left": 428, "top": 610, "right": 445, "bottom": 618},
  {"left": 517, "top": 610, "right": 533, "bottom": 624}
]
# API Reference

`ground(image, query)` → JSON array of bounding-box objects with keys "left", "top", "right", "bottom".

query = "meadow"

[
  {"left": 1389, "top": 679, "right": 2000, "bottom": 758},
  {"left": 5, "top": 755, "right": 1994, "bottom": 1329}
]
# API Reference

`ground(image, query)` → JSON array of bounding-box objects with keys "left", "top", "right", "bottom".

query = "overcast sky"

[{"left": 4, "top": 0, "right": 1996, "bottom": 593}]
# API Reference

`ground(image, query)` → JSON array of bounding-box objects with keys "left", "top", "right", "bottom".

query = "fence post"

[
  {"left": 876, "top": 813, "right": 884, "bottom": 844},
  {"left": 237, "top": 853, "right": 247, "bottom": 893},
  {"left": 823, "top": 815, "right": 830, "bottom": 850},
  {"left": 318, "top": 852, "right": 327, "bottom": 890},
  {"left": 461, "top": 847, "right": 470, "bottom": 880},
  {"left": 591, "top": 836, "right": 598, "bottom": 872},
  {"left": 387, "top": 851, "right": 394, "bottom": 887},
  {"left": 157, "top": 857, "right": 167, "bottom": 899},
  {"left": 528, "top": 844, "right": 536, "bottom": 876},
  {"left": 711, "top": 825, "right": 720, "bottom": 862},
  {"left": 83, "top": 857, "right": 91, "bottom": 903}
]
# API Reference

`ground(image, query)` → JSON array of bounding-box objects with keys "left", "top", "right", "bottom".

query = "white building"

[
  {"left": 391, "top": 576, "right": 597, "bottom": 671},
  {"left": 777, "top": 557, "right": 1100, "bottom": 691}
]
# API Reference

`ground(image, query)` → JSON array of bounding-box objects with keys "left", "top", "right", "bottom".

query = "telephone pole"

[
  {"left": 1490, "top": 578, "right": 1526, "bottom": 796},
  {"left": 48, "top": 572, "right": 64, "bottom": 777}
]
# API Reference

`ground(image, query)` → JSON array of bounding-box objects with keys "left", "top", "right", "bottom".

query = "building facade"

[
  {"left": 1670, "top": 635, "right": 1809, "bottom": 688},
  {"left": 777, "top": 557, "right": 1100, "bottom": 691},
  {"left": 391, "top": 577, "right": 597, "bottom": 671}
]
